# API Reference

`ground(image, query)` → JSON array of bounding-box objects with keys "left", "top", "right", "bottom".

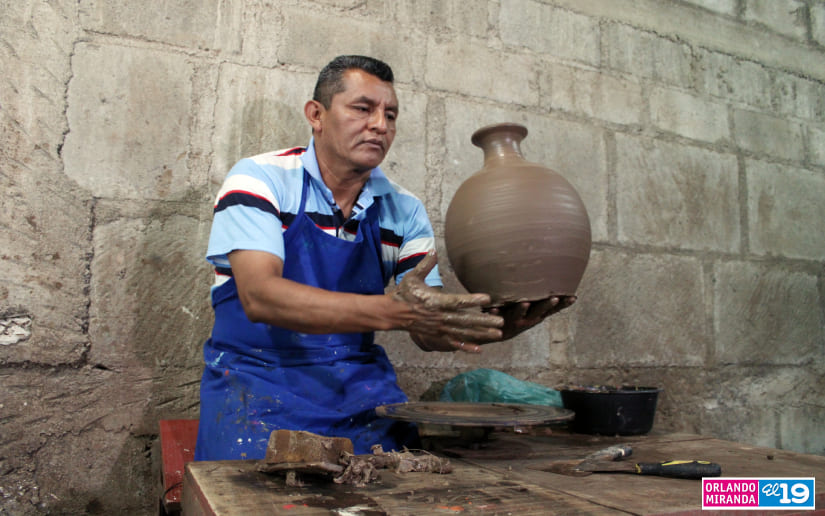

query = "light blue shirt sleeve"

[{"left": 206, "top": 159, "right": 286, "bottom": 268}]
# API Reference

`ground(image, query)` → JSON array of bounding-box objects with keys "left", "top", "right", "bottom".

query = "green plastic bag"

[{"left": 440, "top": 368, "right": 563, "bottom": 407}]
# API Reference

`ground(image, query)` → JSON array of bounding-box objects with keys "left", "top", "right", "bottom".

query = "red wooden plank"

[{"left": 159, "top": 419, "right": 199, "bottom": 513}]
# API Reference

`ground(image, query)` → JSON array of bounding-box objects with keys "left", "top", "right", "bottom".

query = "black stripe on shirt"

[
  {"left": 279, "top": 211, "right": 340, "bottom": 230},
  {"left": 395, "top": 252, "right": 426, "bottom": 276},
  {"left": 380, "top": 228, "right": 403, "bottom": 248},
  {"left": 214, "top": 192, "right": 280, "bottom": 217},
  {"left": 278, "top": 211, "right": 403, "bottom": 247}
]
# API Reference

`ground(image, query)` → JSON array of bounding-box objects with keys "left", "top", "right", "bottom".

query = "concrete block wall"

[{"left": 1, "top": 0, "right": 822, "bottom": 514}]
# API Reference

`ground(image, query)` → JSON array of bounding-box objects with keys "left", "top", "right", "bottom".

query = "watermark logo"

[{"left": 702, "top": 478, "right": 815, "bottom": 510}]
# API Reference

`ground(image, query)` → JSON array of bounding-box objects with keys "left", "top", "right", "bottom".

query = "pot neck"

[{"left": 471, "top": 123, "right": 528, "bottom": 163}]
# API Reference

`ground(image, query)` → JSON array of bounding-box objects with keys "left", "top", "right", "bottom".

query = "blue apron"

[{"left": 195, "top": 172, "right": 417, "bottom": 460}]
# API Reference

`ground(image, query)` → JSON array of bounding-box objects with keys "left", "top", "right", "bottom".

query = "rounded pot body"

[{"left": 444, "top": 123, "right": 591, "bottom": 305}]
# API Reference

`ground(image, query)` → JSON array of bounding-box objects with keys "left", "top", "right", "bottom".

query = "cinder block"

[
  {"left": 278, "top": 7, "right": 426, "bottom": 85},
  {"left": 381, "top": 88, "right": 428, "bottom": 200},
  {"left": 714, "top": 261, "right": 822, "bottom": 365},
  {"left": 425, "top": 36, "right": 537, "bottom": 106},
  {"left": 89, "top": 212, "right": 213, "bottom": 371},
  {"left": 0, "top": 1, "right": 91, "bottom": 366},
  {"left": 603, "top": 22, "right": 693, "bottom": 87},
  {"left": 541, "top": 63, "right": 643, "bottom": 126},
  {"left": 649, "top": 87, "right": 729, "bottom": 143},
  {"left": 441, "top": 99, "right": 608, "bottom": 243},
  {"left": 706, "top": 367, "right": 825, "bottom": 451},
  {"left": 697, "top": 50, "right": 773, "bottom": 111},
  {"left": 2, "top": 1, "right": 74, "bottom": 156},
  {"left": 809, "top": 124, "right": 825, "bottom": 167},
  {"left": 571, "top": 250, "right": 708, "bottom": 367},
  {"left": 236, "top": 0, "right": 283, "bottom": 66},
  {"left": 78, "top": 0, "right": 241, "bottom": 52},
  {"left": 615, "top": 133, "right": 740, "bottom": 252},
  {"left": 379, "top": 0, "right": 489, "bottom": 38},
  {"left": 746, "top": 159, "right": 825, "bottom": 260},
  {"left": 773, "top": 72, "right": 825, "bottom": 121},
  {"left": 743, "top": 0, "right": 807, "bottom": 41},
  {"left": 187, "top": 64, "right": 220, "bottom": 193},
  {"left": 63, "top": 43, "right": 195, "bottom": 199},
  {"left": 779, "top": 404, "right": 825, "bottom": 454},
  {"left": 702, "top": 387, "right": 779, "bottom": 449},
  {"left": 813, "top": 2, "right": 825, "bottom": 47},
  {"left": 733, "top": 108, "right": 804, "bottom": 162},
  {"left": 210, "top": 63, "right": 316, "bottom": 184},
  {"left": 499, "top": 0, "right": 600, "bottom": 66},
  {"left": 0, "top": 202, "right": 90, "bottom": 365}
]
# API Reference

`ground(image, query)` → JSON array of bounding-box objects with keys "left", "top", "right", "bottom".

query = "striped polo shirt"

[{"left": 207, "top": 138, "right": 442, "bottom": 290}]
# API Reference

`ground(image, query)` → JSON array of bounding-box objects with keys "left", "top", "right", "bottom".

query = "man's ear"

[{"left": 304, "top": 100, "right": 324, "bottom": 133}]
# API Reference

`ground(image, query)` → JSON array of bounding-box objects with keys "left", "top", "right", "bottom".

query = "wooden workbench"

[{"left": 182, "top": 431, "right": 825, "bottom": 515}]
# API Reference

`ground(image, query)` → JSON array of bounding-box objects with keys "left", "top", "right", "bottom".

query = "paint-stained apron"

[{"left": 194, "top": 172, "right": 417, "bottom": 460}]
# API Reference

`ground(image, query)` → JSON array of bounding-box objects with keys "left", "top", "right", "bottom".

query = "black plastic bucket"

[{"left": 560, "top": 385, "right": 662, "bottom": 435}]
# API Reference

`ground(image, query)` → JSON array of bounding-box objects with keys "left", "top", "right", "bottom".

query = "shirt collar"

[{"left": 300, "top": 137, "right": 395, "bottom": 202}]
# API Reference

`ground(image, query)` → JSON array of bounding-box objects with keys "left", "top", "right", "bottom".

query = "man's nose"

[{"left": 369, "top": 109, "right": 388, "bottom": 133}]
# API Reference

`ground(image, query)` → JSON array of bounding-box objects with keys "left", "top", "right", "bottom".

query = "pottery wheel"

[{"left": 375, "top": 402, "right": 573, "bottom": 428}]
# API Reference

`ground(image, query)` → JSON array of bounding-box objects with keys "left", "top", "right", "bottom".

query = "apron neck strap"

[{"left": 297, "top": 170, "right": 310, "bottom": 217}]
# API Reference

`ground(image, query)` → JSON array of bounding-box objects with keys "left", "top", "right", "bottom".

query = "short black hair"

[{"left": 313, "top": 55, "right": 394, "bottom": 108}]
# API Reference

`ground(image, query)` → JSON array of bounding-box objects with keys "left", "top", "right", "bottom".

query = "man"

[{"left": 195, "top": 55, "right": 573, "bottom": 460}]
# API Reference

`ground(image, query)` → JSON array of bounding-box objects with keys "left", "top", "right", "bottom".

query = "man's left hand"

[
  {"left": 486, "top": 296, "right": 577, "bottom": 341},
  {"left": 392, "top": 251, "right": 503, "bottom": 345}
]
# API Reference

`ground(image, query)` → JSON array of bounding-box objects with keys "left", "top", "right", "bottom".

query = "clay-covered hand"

[
  {"left": 393, "top": 250, "right": 503, "bottom": 351},
  {"left": 486, "top": 296, "right": 577, "bottom": 341},
  {"left": 408, "top": 332, "right": 483, "bottom": 354}
]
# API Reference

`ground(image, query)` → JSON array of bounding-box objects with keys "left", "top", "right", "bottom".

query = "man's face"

[{"left": 312, "top": 69, "right": 398, "bottom": 173}]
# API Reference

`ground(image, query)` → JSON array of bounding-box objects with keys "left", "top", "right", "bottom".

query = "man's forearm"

[{"left": 238, "top": 275, "right": 404, "bottom": 333}]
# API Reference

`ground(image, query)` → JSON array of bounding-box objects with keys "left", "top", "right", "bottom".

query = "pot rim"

[
  {"left": 559, "top": 385, "right": 663, "bottom": 395},
  {"left": 470, "top": 122, "right": 528, "bottom": 148}
]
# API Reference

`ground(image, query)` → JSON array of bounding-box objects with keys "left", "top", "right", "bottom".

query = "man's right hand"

[{"left": 392, "top": 251, "right": 503, "bottom": 351}]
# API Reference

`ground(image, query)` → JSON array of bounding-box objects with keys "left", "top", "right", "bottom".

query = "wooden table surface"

[{"left": 182, "top": 431, "right": 825, "bottom": 515}]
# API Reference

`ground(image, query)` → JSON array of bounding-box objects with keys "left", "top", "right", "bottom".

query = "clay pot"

[{"left": 444, "top": 123, "right": 591, "bottom": 306}]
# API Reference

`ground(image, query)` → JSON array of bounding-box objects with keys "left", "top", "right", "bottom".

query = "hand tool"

[{"left": 534, "top": 445, "right": 722, "bottom": 479}]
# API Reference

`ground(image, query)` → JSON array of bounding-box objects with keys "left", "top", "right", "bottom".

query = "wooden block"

[
  {"left": 261, "top": 429, "right": 353, "bottom": 466},
  {"left": 159, "top": 419, "right": 199, "bottom": 515}
]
